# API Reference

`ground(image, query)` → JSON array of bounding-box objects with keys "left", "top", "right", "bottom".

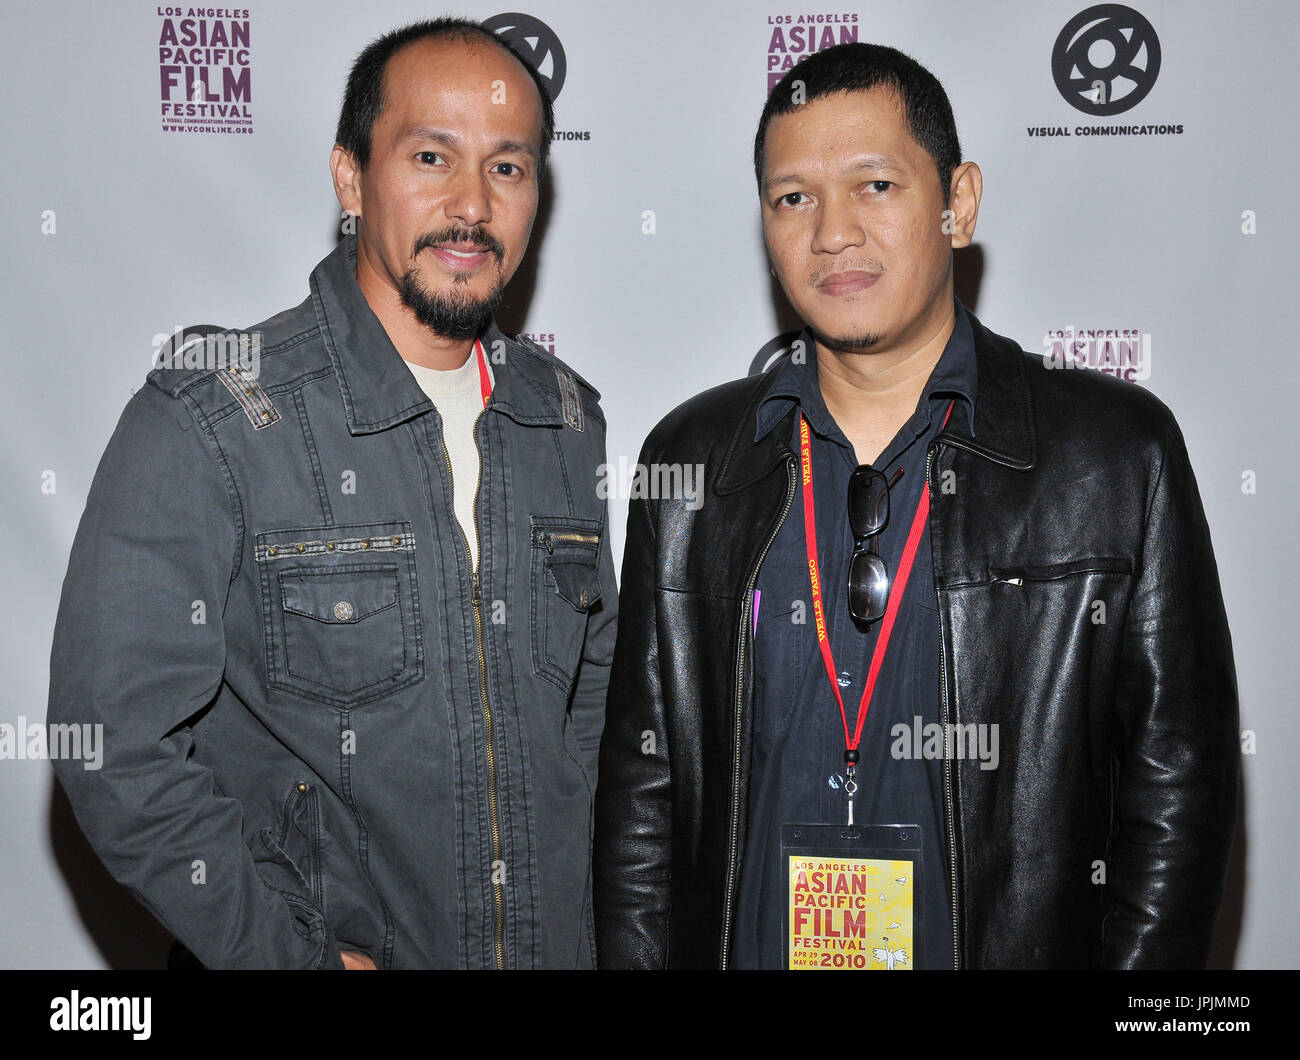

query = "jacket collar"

[
  {"left": 309, "top": 235, "right": 566, "bottom": 433},
  {"left": 953, "top": 312, "right": 1036, "bottom": 472},
  {"left": 716, "top": 305, "right": 1036, "bottom": 495},
  {"left": 754, "top": 298, "right": 979, "bottom": 448}
]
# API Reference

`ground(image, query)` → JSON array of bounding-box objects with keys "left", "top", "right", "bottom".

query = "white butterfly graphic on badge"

[{"left": 872, "top": 943, "right": 910, "bottom": 970}]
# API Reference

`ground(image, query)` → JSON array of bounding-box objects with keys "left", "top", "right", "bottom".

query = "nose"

[
  {"left": 810, "top": 188, "right": 866, "bottom": 256},
  {"left": 443, "top": 168, "right": 492, "bottom": 228}
]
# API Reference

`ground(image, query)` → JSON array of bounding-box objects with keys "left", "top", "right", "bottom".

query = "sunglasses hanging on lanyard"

[{"left": 798, "top": 400, "right": 954, "bottom": 825}]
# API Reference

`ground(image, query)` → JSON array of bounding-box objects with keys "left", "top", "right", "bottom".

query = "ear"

[
  {"left": 946, "top": 161, "right": 982, "bottom": 249},
  {"left": 330, "top": 144, "right": 363, "bottom": 218}
]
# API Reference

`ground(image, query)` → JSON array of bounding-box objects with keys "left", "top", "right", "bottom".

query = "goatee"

[
  {"left": 815, "top": 328, "right": 885, "bottom": 354},
  {"left": 399, "top": 269, "right": 503, "bottom": 340},
  {"left": 400, "top": 227, "right": 506, "bottom": 340}
]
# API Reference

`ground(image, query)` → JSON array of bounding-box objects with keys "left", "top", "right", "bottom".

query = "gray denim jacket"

[{"left": 48, "top": 234, "right": 617, "bottom": 969}]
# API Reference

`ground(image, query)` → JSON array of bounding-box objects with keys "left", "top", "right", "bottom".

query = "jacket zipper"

[
  {"left": 720, "top": 452, "right": 797, "bottom": 969},
  {"left": 438, "top": 409, "right": 505, "bottom": 970},
  {"left": 538, "top": 529, "right": 600, "bottom": 551},
  {"left": 927, "top": 441, "right": 961, "bottom": 970}
]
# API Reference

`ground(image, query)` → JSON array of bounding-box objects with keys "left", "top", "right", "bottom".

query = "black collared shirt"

[{"left": 731, "top": 302, "right": 978, "bottom": 970}]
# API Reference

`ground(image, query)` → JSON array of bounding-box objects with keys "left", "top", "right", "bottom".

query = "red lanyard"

[
  {"left": 474, "top": 338, "right": 493, "bottom": 408},
  {"left": 800, "top": 400, "right": 954, "bottom": 765}
]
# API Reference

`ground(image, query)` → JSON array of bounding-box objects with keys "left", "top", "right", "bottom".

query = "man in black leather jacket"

[{"left": 593, "top": 42, "right": 1238, "bottom": 969}]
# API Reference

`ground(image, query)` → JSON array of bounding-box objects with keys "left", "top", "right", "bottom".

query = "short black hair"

[
  {"left": 335, "top": 16, "right": 555, "bottom": 179},
  {"left": 755, "top": 42, "right": 961, "bottom": 202}
]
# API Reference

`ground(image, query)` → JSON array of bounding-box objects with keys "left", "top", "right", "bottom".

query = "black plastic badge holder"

[{"left": 781, "top": 823, "right": 923, "bottom": 970}]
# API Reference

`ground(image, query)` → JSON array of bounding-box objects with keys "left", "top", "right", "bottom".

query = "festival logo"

[
  {"left": 158, "top": 7, "right": 253, "bottom": 135},
  {"left": 1041, "top": 326, "right": 1152, "bottom": 382},
  {"left": 765, "top": 12, "right": 859, "bottom": 92},
  {"left": 787, "top": 856, "right": 914, "bottom": 970},
  {"left": 521, "top": 331, "right": 556, "bottom": 355}
]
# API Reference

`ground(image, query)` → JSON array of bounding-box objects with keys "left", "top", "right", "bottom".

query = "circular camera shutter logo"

[
  {"left": 483, "top": 12, "right": 567, "bottom": 102},
  {"left": 1051, "top": 4, "right": 1161, "bottom": 115},
  {"left": 749, "top": 332, "right": 803, "bottom": 377}
]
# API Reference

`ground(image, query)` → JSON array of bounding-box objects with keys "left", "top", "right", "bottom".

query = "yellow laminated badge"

[{"left": 781, "top": 824, "right": 921, "bottom": 970}]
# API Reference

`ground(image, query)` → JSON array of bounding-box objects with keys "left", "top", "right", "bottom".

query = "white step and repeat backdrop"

[{"left": 1, "top": 0, "right": 1293, "bottom": 968}]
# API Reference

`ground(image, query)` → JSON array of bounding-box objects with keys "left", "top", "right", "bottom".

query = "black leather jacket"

[{"left": 594, "top": 311, "right": 1238, "bottom": 969}]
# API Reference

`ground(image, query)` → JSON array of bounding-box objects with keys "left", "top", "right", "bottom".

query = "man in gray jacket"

[{"left": 48, "top": 17, "right": 616, "bottom": 969}]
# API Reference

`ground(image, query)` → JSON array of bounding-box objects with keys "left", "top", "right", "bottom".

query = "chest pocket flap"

[
  {"left": 546, "top": 557, "right": 602, "bottom": 612},
  {"left": 280, "top": 568, "right": 399, "bottom": 624}
]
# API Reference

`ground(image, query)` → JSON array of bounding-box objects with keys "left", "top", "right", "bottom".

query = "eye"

[
  {"left": 415, "top": 151, "right": 445, "bottom": 166},
  {"left": 776, "top": 191, "right": 807, "bottom": 208},
  {"left": 865, "top": 180, "right": 893, "bottom": 194},
  {"left": 491, "top": 161, "right": 523, "bottom": 176}
]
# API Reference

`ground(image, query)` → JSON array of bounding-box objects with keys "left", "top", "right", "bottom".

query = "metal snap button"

[
  {"left": 333, "top": 601, "right": 355, "bottom": 622},
  {"left": 295, "top": 543, "right": 306, "bottom": 553}
]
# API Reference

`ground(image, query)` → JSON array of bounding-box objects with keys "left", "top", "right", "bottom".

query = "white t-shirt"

[{"left": 404, "top": 346, "right": 494, "bottom": 571}]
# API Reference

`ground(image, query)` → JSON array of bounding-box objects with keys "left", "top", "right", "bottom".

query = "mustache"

[
  {"left": 809, "top": 259, "right": 886, "bottom": 283},
  {"left": 412, "top": 227, "right": 505, "bottom": 262}
]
